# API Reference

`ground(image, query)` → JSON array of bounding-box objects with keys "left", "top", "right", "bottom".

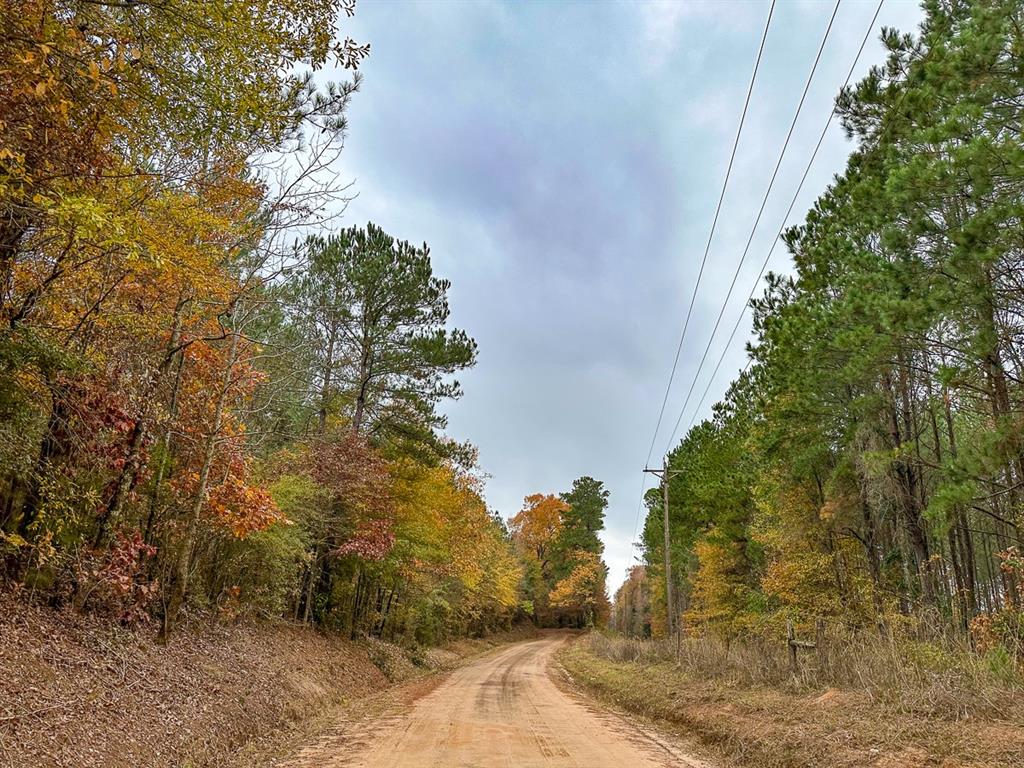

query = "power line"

[
  {"left": 628, "top": 0, "right": 777, "bottom": 562},
  {"left": 638, "top": 0, "right": 777, "bottom": 476},
  {"left": 627, "top": 0, "right": 886, "bottom": 580},
  {"left": 661, "top": 0, "right": 843, "bottom": 454},
  {"left": 675, "top": 0, "right": 886, "bottom": 440}
]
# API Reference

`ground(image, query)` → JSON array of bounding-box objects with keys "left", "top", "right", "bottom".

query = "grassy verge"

[{"left": 557, "top": 634, "right": 1024, "bottom": 768}]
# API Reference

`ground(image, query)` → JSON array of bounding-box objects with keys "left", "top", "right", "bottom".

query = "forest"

[
  {"left": 0, "top": 0, "right": 608, "bottom": 646},
  {"left": 626, "top": 0, "right": 1024, "bottom": 664},
  {"left": 4, "top": 0, "right": 1024, "bottom": 765}
]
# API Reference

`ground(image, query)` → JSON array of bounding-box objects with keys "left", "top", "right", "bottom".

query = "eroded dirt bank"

[
  {"left": 0, "top": 595, "right": 530, "bottom": 768},
  {"left": 0, "top": 597, "right": 390, "bottom": 767}
]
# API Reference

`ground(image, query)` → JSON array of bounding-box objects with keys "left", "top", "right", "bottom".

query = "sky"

[{"left": 329, "top": 0, "right": 925, "bottom": 593}]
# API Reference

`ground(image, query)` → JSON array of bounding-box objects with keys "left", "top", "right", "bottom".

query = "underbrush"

[{"left": 585, "top": 629, "right": 1023, "bottom": 720}]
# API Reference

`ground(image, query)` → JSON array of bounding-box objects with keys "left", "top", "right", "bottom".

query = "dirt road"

[{"left": 286, "top": 635, "right": 706, "bottom": 767}]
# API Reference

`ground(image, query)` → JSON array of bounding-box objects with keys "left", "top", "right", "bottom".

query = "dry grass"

[
  {"left": 586, "top": 629, "right": 1022, "bottom": 719},
  {"left": 560, "top": 633, "right": 1024, "bottom": 768}
]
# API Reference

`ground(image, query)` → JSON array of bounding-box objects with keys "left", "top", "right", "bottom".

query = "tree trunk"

[
  {"left": 885, "top": 368, "right": 934, "bottom": 607},
  {"left": 352, "top": 343, "right": 371, "bottom": 434},
  {"left": 98, "top": 297, "right": 188, "bottom": 547},
  {"left": 318, "top": 325, "right": 337, "bottom": 432},
  {"left": 160, "top": 329, "right": 239, "bottom": 642},
  {"left": 859, "top": 486, "right": 887, "bottom": 634},
  {"left": 16, "top": 388, "right": 68, "bottom": 538},
  {"left": 145, "top": 338, "right": 188, "bottom": 549}
]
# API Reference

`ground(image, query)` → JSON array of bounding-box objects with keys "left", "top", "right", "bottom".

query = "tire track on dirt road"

[{"left": 283, "top": 634, "right": 710, "bottom": 767}]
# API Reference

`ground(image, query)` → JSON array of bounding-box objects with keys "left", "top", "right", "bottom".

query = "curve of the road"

[{"left": 286, "top": 634, "right": 708, "bottom": 767}]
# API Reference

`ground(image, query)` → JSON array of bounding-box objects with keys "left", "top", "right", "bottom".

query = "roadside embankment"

[{"left": 0, "top": 594, "right": 534, "bottom": 768}]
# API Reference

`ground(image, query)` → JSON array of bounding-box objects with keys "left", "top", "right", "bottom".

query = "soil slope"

[{"left": 0, "top": 595, "right": 388, "bottom": 768}]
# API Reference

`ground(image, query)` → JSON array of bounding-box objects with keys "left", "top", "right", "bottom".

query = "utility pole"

[{"left": 644, "top": 457, "right": 682, "bottom": 638}]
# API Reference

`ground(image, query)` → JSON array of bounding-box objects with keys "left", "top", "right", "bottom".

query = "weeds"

[{"left": 585, "top": 628, "right": 1023, "bottom": 720}]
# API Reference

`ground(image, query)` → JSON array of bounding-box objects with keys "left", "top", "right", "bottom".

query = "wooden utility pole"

[{"left": 644, "top": 457, "right": 681, "bottom": 638}]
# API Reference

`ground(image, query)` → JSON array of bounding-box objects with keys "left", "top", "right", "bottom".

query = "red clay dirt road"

[{"left": 285, "top": 634, "right": 708, "bottom": 768}]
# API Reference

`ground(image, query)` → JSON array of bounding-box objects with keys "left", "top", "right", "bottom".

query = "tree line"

[
  {"left": 610, "top": 565, "right": 651, "bottom": 638},
  {"left": 0, "top": 0, "right": 612, "bottom": 643},
  {"left": 634, "top": 0, "right": 1024, "bottom": 657},
  {"left": 511, "top": 477, "right": 611, "bottom": 628}
]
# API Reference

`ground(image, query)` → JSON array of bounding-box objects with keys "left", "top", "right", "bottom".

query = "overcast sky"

[{"left": 332, "top": 0, "right": 925, "bottom": 593}]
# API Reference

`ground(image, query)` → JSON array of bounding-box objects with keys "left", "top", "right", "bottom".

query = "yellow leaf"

[{"left": 0, "top": 531, "right": 29, "bottom": 549}]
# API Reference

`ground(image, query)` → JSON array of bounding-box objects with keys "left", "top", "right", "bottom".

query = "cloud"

[
  {"left": 639, "top": 0, "right": 696, "bottom": 70},
  {"left": 637, "top": 0, "right": 767, "bottom": 72},
  {"left": 333, "top": 0, "right": 925, "bottom": 594}
]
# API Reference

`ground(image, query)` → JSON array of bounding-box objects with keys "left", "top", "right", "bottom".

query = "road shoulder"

[
  {"left": 556, "top": 636, "right": 1024, "bottom": 768},
  {"left": 548, "top": 637, "right": 716, "bottom": 768}
]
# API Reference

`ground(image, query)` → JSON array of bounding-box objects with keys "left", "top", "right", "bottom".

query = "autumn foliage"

[
  {"left": 511, "top": 480, "right": 610, "bottom": 628},
  {"left": 0, "top": 0, "right": 529, "bottom": 645}
]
